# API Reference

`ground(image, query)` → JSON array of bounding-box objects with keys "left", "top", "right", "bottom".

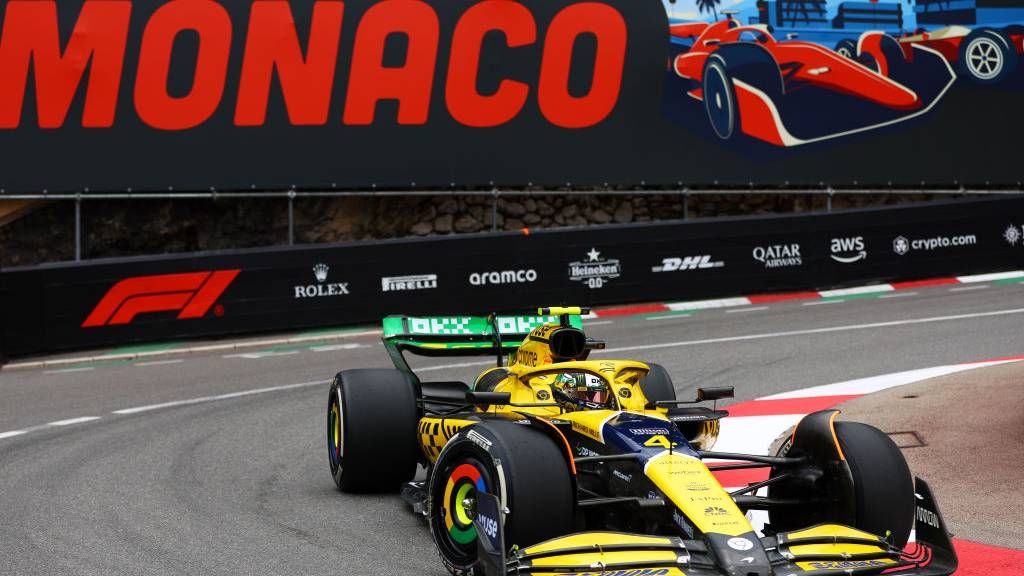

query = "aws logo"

[{"left": 82, "top": 270, "right": 239, "bottom": 328}]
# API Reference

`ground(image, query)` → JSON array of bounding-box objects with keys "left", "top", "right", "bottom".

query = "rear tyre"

[
  {"left": 959, "top": 28, "right": 1017, "bottom": 84},
  {"left": 640, "top": 362, "right": 676, "bottom": 402},
  {"left": 703, "top": 57, "right": 738, "bottom": 140},
  {"left": 327, "top": 369, "right": 420, "bottom": 492},
  {"left": 428, "top": 421, "right": 574, "bottom": 575}
]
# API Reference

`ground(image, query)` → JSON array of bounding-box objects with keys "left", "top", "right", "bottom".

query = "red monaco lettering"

[
  {"left": 538, "top": 3, "right": 627, "bottom": 128},
  {"left": 343, "top": 0, "right": 439, "bottom": 125},
  {"left": 134, "top": 0, "right": 232, "bottom": 131},
  {"left": 445, "top": 0, "right": 534, "bottom": 128},
  {"left": 235, "top": 1, "right": 345, "bottom": 126},
  {"left": 0, "top": 0, "right": 131, "bottom": 129}
]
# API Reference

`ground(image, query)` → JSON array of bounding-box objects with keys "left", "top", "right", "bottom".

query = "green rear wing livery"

[{"left": 381, "top": 313, "right": 583, "bottom": 378}]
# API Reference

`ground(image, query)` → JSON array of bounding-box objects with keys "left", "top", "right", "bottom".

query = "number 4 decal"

[{"left": 644, "top": 435, "right": 677, "bottom": 449}]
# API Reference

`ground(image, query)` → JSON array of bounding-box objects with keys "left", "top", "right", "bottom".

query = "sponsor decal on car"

[
  {"left": 830, "top": 236, "right": 867, "bottom": 263},
  {"left": 576, "top": 445, "right": 600, "bottom": 457},
  {"left": 652, "top": 255, "right": 724, "bottom": 272},
  {"left": 752, "top": 244, "right": 802, "bottom": 268},
  {"left": 628, "top": 428, "right": 671, "bottom": 436},
  {"left": 295, "top": 264, "right": 350, "bottom": 299},
  {"left": 727, "top": 537, "right": 754, "bottom": 551},
  {"left": 569, "top": 248, "right": 621, "bottom": 289},
  {"left": 916, "top": 505, "right": 940, "bottom": 528},
  {"left": 798, "top": 560, "right": 893, "bottom": 570},
  {"left": 469, "top": 269, "right": 538, "bottom": 286},
  {"left": 612, "top": 469, "right": 632, "bottom": 483},
  {"left": 893, "top": 234, "right": 977, "bottom": 255},
  {"left": 82, "top": 269, "right": 239, "bottom": 327},
  {"left": 466, "top": 430, "right": 492, "bottom": 452},
  {"left": 381, "top": 274, "right": 437, "bottom": 292},
  {"left": 704, "top": 506, "right": 729, "bottom": 516}
]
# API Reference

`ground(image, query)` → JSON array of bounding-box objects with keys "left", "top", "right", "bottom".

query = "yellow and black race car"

[{"left": 326, "top": 307, "right": 957, "bottom": 576}]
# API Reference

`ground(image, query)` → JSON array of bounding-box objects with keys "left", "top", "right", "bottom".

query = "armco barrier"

[{"left": 1, "top": 197, "right": 1023, "bottom": 359}]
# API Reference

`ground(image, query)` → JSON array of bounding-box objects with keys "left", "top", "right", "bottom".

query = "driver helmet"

[{"left": 554, "top": 372, "right": 611, "bottom": 407}]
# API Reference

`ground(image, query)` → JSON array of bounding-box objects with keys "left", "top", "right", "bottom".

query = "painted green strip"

[
  {"left": 992, "top": 277, "right": 1024, "bottom": 286},
  {"left": 296, "top": 325, "right": 375, "bottom": 337},
  {"left": 638, "top": 311, "right": 697, "bottom": 320},
  {"left": 817, "top": 291, "right": 891, "bottom": 303}
]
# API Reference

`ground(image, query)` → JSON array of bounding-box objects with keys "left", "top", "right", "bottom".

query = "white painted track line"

[
  {"left": 112, "top": 380, "right": 330, "bottom": 415},
  {"left": 726, "top": 306, "right": 769, "bottom": 313},
  {"left": 879, "top": 292, "right": 918, "bottom": 299},
  {"left": 136, "top": 359, "right": 185, "bottom": 367},
  {"left": 44, "top": 367, "right": 95, "bottom": 374},
  {"left": 47, "top": 416, "right": 101, "bottom": 427},
  {"left": 949, "top": 285, "right": 990, "bottom": 292},
  {"left": 645, "top": 313, "right": 693, "bottom": 321},
  {"left": 223, "top": 350, "right": 301, "bottom": 359},
  {"left": 667, "top": 297, "right": 751, "bottom": 311},
  {"left": 584, "top": 320, "right": 615, "bottom": 326},
  {"left": 599, "top": 307, "right": 1024, "bottom": 355},
  {"left": 0, "top": 430, "right": 28, "bottom": 440},
  {"left": 803, "top": 300, "right": 843, "bottom": 306}
]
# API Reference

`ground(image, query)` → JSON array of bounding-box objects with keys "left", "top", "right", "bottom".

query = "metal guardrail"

[{"left": 1, "top": 189, "right": 1021, "bottom": 262}]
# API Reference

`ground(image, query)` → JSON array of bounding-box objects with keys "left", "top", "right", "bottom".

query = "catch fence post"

[
  {"left": 491, "top": 189, "right": 499, "bottom": 232},
  {"left": 288, "top": 189, "right": 295, "bottom": 246}
]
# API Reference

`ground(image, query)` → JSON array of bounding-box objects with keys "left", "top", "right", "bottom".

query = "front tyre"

[
  {"left": 428, "top": 421, "right": 573, "bottom": 575},
  {"left": 960, "top": 28, "right": 1017, "bottom": 84},
  {"left": 327, "top": 369, "right": 420, "bottom": 492}
]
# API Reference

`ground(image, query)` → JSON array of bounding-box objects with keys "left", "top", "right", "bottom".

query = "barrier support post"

[
  {"left": 491, "top": 190, "right": 499, "bottom": 232},
  {"left": 75, "top": 195, "right": 82, "bottom": 261},
  {"left": 288, "top": 191, "right": 295, "bottom": 246}
]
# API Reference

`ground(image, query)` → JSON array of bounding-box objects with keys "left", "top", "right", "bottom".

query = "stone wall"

[{"left": 0, "top": 192, "right": 955, "bottom": 267}]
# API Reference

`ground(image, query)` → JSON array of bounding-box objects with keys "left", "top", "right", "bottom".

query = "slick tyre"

[
  {"left": 640, "top": 362, "right": 676, "bottom": 403},
  {"left": 428, "top": 421, "right": 573, "bottom": 576},
  {"left": 834, "top": 421, "right": 914, "bottom": 546},
  {"left": 327, "top": 369, "right": 420, "bottom": 492},
  {"left": 960, "top": 28, "right": 1017, "bottom": 84}
]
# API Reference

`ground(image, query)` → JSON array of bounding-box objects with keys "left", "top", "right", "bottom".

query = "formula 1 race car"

[
  {"left": 668, "top": 15, "right": 955, "bottom": 146},
  {"left": 327, "top": 307, "right": 958, "bottom": 576},
  {"left": 896, "top": 25, "right": 1024, "bottom": 84}
]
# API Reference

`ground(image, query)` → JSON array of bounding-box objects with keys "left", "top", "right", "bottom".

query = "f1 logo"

[{"left": 82, "top": 270, "right": 240, "bottom": 328}]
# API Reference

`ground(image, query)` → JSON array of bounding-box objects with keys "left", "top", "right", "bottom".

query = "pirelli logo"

[{"left": 82, "top": 270, "right": 240, "bottom": 328}]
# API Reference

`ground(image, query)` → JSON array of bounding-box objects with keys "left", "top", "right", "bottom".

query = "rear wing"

[{"left": 381, "top": 310, "right": 584, "bottom": 379}]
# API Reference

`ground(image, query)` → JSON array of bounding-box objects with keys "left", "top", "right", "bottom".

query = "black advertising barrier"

[
  {"left": 0, "top": 0, "right": 1023, "bottom": 190},
  {"left": 2, "top": 197, "right": 1024, "bottom": 359}
]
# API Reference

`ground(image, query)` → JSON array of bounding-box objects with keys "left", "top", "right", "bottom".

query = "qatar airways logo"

[{"left": 0, "top": 1, "right": 628, "bottom": 131}]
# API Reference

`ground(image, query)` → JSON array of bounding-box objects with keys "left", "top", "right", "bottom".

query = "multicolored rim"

[
  {"left": 328, "top": 397, "right": 342, "bottom": 468},
  {"left": 442, "top": 462, "right": 488, "bottom": 545}
]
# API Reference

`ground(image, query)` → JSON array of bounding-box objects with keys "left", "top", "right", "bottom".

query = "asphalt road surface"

[{"left": 1, "top": 281, "right": 1022, "bottom": 575}]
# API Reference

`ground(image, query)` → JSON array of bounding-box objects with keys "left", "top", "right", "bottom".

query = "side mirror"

[
  {"left": 696, "top": 387, "right": 734, "bottom": 402},
  {"left": 466, "top": 391, "right": 511, "bottom": 406},
  {"left": 786, "top": 33, "right": 799, "bottom": 40}
]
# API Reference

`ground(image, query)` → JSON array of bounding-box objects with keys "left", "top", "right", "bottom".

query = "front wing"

[{"left": 473, "top": 478, "right": 957, "bottom": 576}]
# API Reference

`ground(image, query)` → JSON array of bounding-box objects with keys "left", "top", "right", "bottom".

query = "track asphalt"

[{"left": 0, "top": 280, "right": 1021, "bottom": 575}]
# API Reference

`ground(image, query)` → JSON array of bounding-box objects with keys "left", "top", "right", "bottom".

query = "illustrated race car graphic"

[
  {"left": 326, "top": 307, "right": 958, "bottom": 576},
  {"left": 896, "top": 25, "right": 1024, "bottom": 84},
  {"left": 666, "top": 16, "right": 955, "bottom": 146}
]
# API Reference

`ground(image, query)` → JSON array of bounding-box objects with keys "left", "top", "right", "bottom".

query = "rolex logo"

[{"left": 313, "top": 263, "right": 330, "bottom": 283}]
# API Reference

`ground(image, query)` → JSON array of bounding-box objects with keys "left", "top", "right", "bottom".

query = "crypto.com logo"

[{"left": 82, "top": 270, "right": 240, "bottom": 328}]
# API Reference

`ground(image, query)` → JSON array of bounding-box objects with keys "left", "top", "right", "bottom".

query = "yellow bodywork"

[{"left": 522, "top": 532, "right": 688, "bottom": 576}]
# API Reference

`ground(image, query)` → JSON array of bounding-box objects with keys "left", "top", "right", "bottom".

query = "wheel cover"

[
  {"left": 443, "top": 462, "right": 488, "bottom": 546},
  {"left": 966, "top": 37, "right": 1004, "bottom": 80}
]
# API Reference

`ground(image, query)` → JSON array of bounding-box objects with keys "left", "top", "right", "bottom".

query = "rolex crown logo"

[{"left": 313, "top": 263, "right": 330, "bottom": 283}]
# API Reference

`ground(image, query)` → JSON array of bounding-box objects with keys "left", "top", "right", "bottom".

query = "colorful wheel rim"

[
  {"left": 328, "top": 395, "right": 343, "bottom": 468},
  {"left": 442, "top": 462, "right": 488, "bottom": 545}
]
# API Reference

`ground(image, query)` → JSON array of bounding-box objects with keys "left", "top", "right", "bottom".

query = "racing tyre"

[
  {"left": 835, "top": 39, "right": 857, "bottom": 59},
  {"left": 768, "top": 419, "right": 914, "bottom": 546},
  {"left": 640, "top": 362, "right": 676, "bottom": 403},
  {"left": 959, "top": 28, "right": 1018, "bottom": 85},
  {"left": 327, "top": 369, "right": 420, "bottom": 492},
  {"left": 834, "top": 421, "right": 914, "bottom": 546},
  {"left": 428, "top": 421, "right": 574, "bottom": 575},
  {"left": 703, "top": 56, "right": 738, "bottom": 140}
]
